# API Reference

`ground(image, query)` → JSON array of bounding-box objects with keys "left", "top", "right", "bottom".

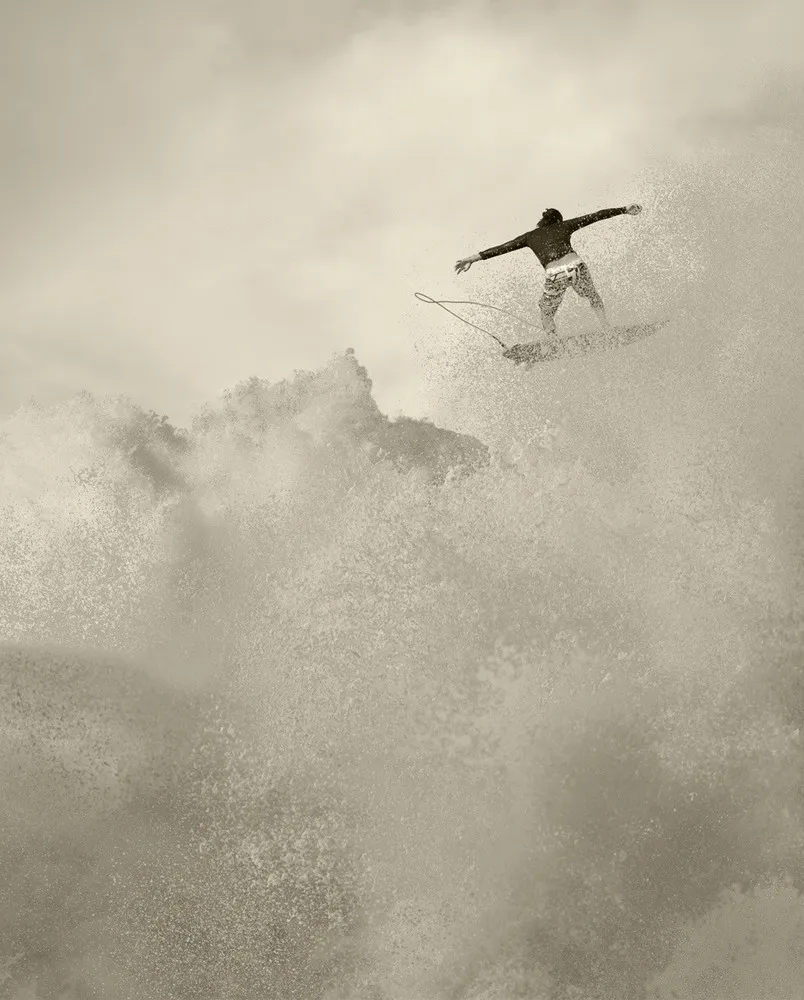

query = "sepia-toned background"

[{"left": 2, "top": 1, "right": 804, "bottom": 998}]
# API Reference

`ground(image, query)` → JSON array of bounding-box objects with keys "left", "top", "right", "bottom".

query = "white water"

[
  {"left": 4, "top": 0, "right": 804, "bottom": 994},
  {"left": 2, "top": 309, "right": 804, "bottom": 998}
]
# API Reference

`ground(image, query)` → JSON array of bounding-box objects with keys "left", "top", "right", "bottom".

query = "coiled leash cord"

[{"left": 413, "top": 292, "right": 540, "bottom": 350}]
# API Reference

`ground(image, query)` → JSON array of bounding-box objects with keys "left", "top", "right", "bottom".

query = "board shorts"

[{"left": 540, "top": 259, "right": 603, "bottom": 318}]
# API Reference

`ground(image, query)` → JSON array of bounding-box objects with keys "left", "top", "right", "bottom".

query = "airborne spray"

[
  {"left": 3, "top": 1, "right": 804, "bottom": 998},
  {"left": 2, "top": 338, "right": 804, "bottom": 999}
]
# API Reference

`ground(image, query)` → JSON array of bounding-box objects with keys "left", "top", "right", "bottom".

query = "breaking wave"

[{"left": 2, "top": 348, "right": 803, "bottom": 999}]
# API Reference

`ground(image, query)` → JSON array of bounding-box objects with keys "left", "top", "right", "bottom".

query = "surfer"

[{"left": 454, "top": 204, "right": 642, "bottom": 338}]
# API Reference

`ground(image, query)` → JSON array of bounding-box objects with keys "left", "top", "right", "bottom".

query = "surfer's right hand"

[
  {"left": 455, "top": 255, "right": 479, "bottom": 274},
  {"left": 626, "top": 203, "right": 642, "bottom": 215}
]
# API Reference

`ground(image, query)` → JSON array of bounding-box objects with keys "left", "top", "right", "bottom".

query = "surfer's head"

[{"left": 538, "top": 208, "right": 563, "bottom": 227}]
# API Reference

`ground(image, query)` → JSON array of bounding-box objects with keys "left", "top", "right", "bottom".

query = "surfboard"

[{"left": 502, "top": 319, "right": 669, "bottom": 367}]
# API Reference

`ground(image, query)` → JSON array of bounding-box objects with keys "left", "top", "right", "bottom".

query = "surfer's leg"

[
  {"left": 539, "top": 274, "right": 568, "bottom": 337},
  {"left": 591, "top": 303, "right": 609, "bottom": 329},
  {"left": 574, "top": 263, "right": 609, "bottom": 329}
]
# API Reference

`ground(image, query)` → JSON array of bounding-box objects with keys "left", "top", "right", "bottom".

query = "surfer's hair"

[{"left": 540, "top": 208, "right": 563, "bottom": 225}]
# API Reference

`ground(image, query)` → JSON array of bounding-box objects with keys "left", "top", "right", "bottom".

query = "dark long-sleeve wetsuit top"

[{"left": 478, "top": 207, "right": 628, "bottom": 269}]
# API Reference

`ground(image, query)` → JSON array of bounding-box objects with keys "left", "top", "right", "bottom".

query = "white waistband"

[{"left": 546, "top": 258, "right": 582, "bottom": 272}]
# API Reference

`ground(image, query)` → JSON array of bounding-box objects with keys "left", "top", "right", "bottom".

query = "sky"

[{"left": 2, "top": 0, "right": 804, "bottom": 426}]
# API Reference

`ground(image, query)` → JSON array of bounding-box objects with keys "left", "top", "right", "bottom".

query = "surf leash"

[{"left": 414, "top": 292, "right": 541, "bottom": 349}]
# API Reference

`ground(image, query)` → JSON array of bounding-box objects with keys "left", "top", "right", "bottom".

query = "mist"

[
  {"left": 2, "top": 0, "right": 803, "bottom": 420},
  {"left": 3, "top": 0, "right": 804, "bottom": 998}
]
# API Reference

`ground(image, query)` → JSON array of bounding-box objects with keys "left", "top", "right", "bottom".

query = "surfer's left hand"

[{"left": 626, "top": 204, "right": 642, "bottom": 215}]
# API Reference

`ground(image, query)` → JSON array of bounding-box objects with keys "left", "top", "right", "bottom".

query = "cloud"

[{"left": 2, "top": 0, "right": 803, "bottom": 423}]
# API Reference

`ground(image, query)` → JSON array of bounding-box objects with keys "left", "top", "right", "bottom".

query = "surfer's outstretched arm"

[
  {"left": 455, "top": 233, "right": 528, "bottom": 273},
  {"left": 566, "top": 203, "right": 642, "bottom": 232}
]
